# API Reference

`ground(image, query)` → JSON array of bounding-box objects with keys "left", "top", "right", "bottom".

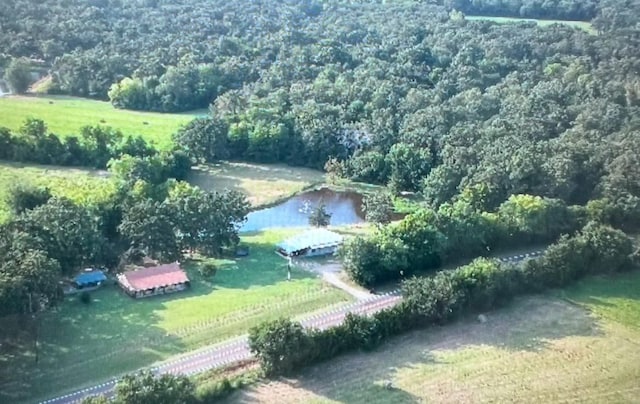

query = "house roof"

[
  {"left": 277, "top": 228, "right": 344, "bottom": 254},
  {"left": 118, "top": 262, "right": 189, "bottom": 292},
  {"left": 74, "top": 270, "right": 107, "bottom": 286}
]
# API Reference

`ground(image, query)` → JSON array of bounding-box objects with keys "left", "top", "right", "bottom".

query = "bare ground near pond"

[
  {"left": 223, "top": 273, "right": 640, "bottom": 404},
  {"left": 188, "top": 162, "right": 326, "bottom": 207}
]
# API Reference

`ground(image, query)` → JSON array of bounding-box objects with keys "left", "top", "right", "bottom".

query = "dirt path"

[{"left": 293, "top": 259, "right": 374, "bottom": 300}]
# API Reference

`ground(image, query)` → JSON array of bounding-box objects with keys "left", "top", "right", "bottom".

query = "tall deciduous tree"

[
  {"left": 5, "top": 57, "right": 32, "bottom": 94},
  {"left": 172, "top": 117, "right": 229, "bottom": 163},
  {"left": 18, "top": 198, "right": 105, "bottom": 275},
  {"left": 0, "top": 227, "right": 62, "bottom": 316},
  {"left": 118, "top": 198, "right": 180, "bottom": 262},
  {"left": 167, "top": 182, "right": 249, "bottom": 256}
]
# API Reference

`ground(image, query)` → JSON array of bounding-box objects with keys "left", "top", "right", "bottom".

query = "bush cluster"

[
  {"left": 0, "top": 119, "right": 156, "bottom": 168},
  {"left": 250, "top": 223, "right": 635, "bottom": 377},
  {"left": 340, "top": 193, "right": 581, "bottom": 286}
]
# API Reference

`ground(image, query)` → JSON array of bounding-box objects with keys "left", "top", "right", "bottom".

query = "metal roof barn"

[
  {"left": 276, "top": 228, "right": 344, "bottom": 257},
  {"left": 117, "top": 262, "right": 190, "bottom": 298}
]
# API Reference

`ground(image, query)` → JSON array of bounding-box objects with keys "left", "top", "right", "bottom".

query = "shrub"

[
  {"left": 248, "top": 318, "right": 308, "bottom": 376},
  {"left": 199, "top": 262, "right": 217, "bottom": 278},
  {"left": 79, "top": 291, "right": 92, "bottom": 304}
]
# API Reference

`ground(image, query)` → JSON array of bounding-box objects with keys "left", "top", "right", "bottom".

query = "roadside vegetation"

[
  {"left": 247, "top": 222, "right": 635, "bottom": 376},
  {"left": 228, "top": 271, "right": 640, "bottom": 403}
]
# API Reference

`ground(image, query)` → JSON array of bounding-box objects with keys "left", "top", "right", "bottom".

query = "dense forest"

[
  {"left": 1, "top": 0, "right": 640, "bottom": 311},
  {"left": 3, "top": 0, "right": 639, "bottom": 205}
]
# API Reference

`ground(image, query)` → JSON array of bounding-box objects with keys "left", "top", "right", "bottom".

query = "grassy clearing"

[
  {"left": 0, "top": 228, "right": 351, "bottom": 403},
  {"left": 0, "top": 95, "right": 201, "bottom": 149},
  {"left": 0, "top": 161, "right": 115, "bottom": 222},
  {"left": 226, "top": 271, "right": 640, "bottom": 403},
  {"left": 466, "top": 15, "right": 596, "bottom": 34},
  {"left": 189, "top": 162, "right": 326, "bottom": 207}
]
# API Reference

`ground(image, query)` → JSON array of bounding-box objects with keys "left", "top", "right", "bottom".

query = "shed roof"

[
  {"left": 277, "top": 228, "right": 344, "bottom": 254},
  {"left": 118, "top": 262, "right": 189, "bottom": 292},
  {"left": 74, "top": 270, "right": 107, "bottom": 286}
]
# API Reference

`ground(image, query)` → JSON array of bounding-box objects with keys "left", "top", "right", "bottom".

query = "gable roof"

[
  {"left": 74, "top": 270, "right": 107, "bottom": 286},
  {"left": 118, "top": 262, "right": 189, "bottom": 291},
  {"left": 277, "top": 228, "right": 344, "bottom": 254}
]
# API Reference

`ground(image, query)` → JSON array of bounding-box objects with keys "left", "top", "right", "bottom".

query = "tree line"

[
  {"left": 441, "top": 0, "right": 598, "bottom": 21},
  {"left": 0, "top": 163, "right": 249, "bottom": 317},
  {"left": 248, "top": 221, "right": 637, "bottom": 377},
  {"left": 339, "top": 188, "right": 640, "bottom": 287},
  {"left": 2, "top": 1, "right": 639, "bottom": 211},
  {"left": 0, "top": 118, "right": 190, "bottom": 175}
]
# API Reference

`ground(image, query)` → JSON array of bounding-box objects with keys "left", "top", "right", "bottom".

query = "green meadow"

[
  {"left": 0, "top": 95, "right": 203, "bottom": 149},
  {"left": 0, "top": 228, "right": 351, "bottom": 403}
]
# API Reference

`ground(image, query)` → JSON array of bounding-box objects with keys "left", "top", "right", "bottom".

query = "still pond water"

[{"left": 240, "top": 188, "right": 365, "bottom": 232}]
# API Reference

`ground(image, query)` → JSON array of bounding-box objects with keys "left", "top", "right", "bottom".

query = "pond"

[{"left": 240, "top": 188, "right": 365, "bottom": 232}]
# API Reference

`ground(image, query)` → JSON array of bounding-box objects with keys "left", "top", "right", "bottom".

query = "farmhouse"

[
  {"left": 117, "top": 262, "right": 190, "bottom": 299},
  {"left": 276, "top": 228, "right": 344, "bottom": 258}
]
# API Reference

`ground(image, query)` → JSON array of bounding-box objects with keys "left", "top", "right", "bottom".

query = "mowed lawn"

[
  {"left": 227, "top": 271, "right": 640, "bottom": 403},
  {"left": 466, "top": 15, "right": 597, "bottom": 34},
  {"left": 0, "top": 229, "right": 351, "bottom": 404},
  {"left": 0, "top": 161, "right": 115, "bottom": 222},
  {"left": 0, "top": 95, "right": 201, "bottom": 149},
  {"left": 189, "top": 162, "right": 326, "bottom": 207}
]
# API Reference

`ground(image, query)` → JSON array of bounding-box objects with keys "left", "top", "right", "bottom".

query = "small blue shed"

[{"left": 74, "top": 270, "right": 107, "bottom": 289}]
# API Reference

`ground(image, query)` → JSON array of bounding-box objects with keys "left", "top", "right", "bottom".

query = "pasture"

[
  {"left": 0, "top": 95, "right": 200, "bottom": 149},
  {"left": 189, "top": 162, "right": 326, "bottom": 207},
  {"left": 0, "top": 229, "right": 351, "bottom": 403},
  {"left": 225, "top": 271, "right": 640, "bottom": 403},
  {"left": 0, "top": 161, "right": 115, "bottom": 222},
  {"left": 466, "top": 15, "right": 597, "bottom": 34}
]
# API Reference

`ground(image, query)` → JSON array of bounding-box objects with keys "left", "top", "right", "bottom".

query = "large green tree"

[
  {"left": 17, "top": 198, "right": 105, "bottom": 275},
  {"left": 167, "top": 182, "right": 249, "bottom": 255},
  {"left": 118, "top": 198, "right": 180, "bottom": 262},
  {"left": 172, "top": 117, "right": 230, "bottom": 163},
  {"left": 4, "top": 57, "right": 32, "bottom": 94}
]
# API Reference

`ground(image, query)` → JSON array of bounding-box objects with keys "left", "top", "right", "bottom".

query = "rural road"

[{"left": 40, "top": 251, "right": 543, "bottom": 404}]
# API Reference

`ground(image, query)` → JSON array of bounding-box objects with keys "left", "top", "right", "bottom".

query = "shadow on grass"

[
  {"left": 226, "top": 293, "right": 603, "bottom": 404},
  {"left": 0, "top": 234, "right": 287, "bottom": 403},
  {"left": 0, "top": 286, "right": 187, "bottom": 404},
  {"left": 553, "top": 271, "right": 640, "bottom": 330}
]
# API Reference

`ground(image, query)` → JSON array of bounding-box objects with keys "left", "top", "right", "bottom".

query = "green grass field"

[
  {"left": 0, "top": 161, "right": 115, "bottom": 222},
  {"left": 0, "top": 95, "right": 202, "bottom": 149},
  {"left": 466, "top": 15, "right": 596, "bottom": 34},
  {"left": 189, "top": 162, "right": 326, "bottom": 207},
  {"left": 227, "top": 271, "right": 640, "bottom": 403},
  {"left": 0, "top": 228, "right": 351, "bottom": 403}
]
